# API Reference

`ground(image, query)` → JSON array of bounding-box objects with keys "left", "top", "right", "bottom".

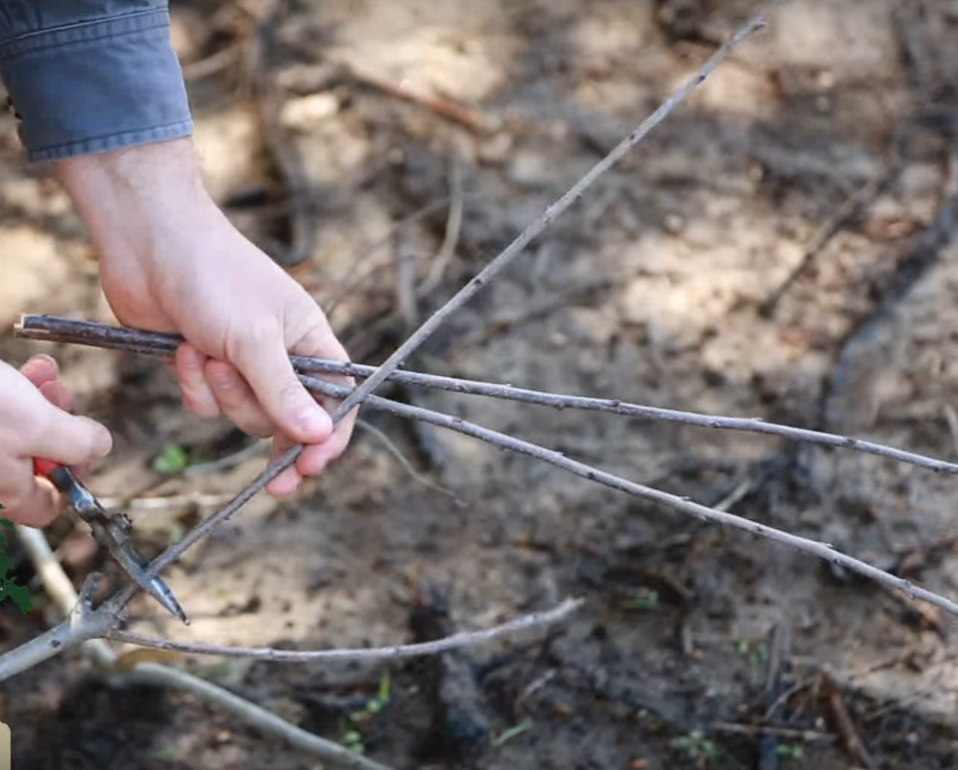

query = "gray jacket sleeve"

[{"left": 0, "top": 0, "right": 193, "bottom": 163}]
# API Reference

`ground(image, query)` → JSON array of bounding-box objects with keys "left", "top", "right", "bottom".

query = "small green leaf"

[
  {"left": 492, "top": 720, "right": 533, "bottom": 747},
  {"left": 152, "top": 444, "right": 190, "bottom": 475},
  {"left": 2, "top": 582, "right": 33, "bottom": 614}
]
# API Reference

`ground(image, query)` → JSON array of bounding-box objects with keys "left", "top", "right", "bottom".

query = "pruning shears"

[{"left": 32, "top": 457, "right": 188, "bottom": 623}]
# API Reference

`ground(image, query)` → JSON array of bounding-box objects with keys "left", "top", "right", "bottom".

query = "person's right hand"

[{"left": 0, "top": 355, "right": 113, "bottom": 527}]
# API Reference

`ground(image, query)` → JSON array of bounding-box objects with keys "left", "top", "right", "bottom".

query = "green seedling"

[
  {"left": 152, "top": 444, "right": 190, "bottom": 475},
  {"left": 340, "top": 670, "right": 393, "bottom": 754},
  {"left": 735, "top": 639, "right": 769, "bottom": 667},
  {"left": 670, "top": 730, "right": 721, "bottom": 766},
  {"left": 341, "top": 729, "right": 365, "bottom": 754},
  {"left": 776, "top": 744, "right": 805, "bottom": 760}
]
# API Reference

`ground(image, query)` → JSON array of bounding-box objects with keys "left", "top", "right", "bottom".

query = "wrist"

[{"left": 52, "top": 138, "right": 222, "bottom": 267}]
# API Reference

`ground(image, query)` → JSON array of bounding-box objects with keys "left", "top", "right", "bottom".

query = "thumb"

[
  {"left": 229, "top": 324, "right": 333, "bottom": 444},
  {"left": 25, "top": 395, "right": 113, "bottom": 467}
]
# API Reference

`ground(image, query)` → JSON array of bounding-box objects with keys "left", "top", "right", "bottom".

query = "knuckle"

[{"left": 230, "top": 317, "right": 281, "bottom": 359}]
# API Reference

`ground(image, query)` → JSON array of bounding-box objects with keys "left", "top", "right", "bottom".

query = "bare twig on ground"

[
  {"left": 761, "top": 157, "right": 899, "bottom": 316},
  {"left": 107, "top": 599, "right": 582, "bottom": 661},
  {"left": 395, "top": 226, "right": 420, "bottom": 329},
  {"left": 96, "top": 491, "right": 238, "bottom": 512},
  {"left": 324, "top": 194, "right": 478, "bottom": 319},
  {"left": 825, "top": 675, "right": 877, "bottom": 769},
  {"left": 182, "top": 44, "right": 242, "bottom": 81},
  {"left": 420, "top": 140, "right": 467, "bottom": 295},
  {"left": 326, "top": 57, "right": 496, "bottom": 133},
  {"left": 355, "top": 419, "right": 458, "bottom": 498},
  {"left": 243, "top": 0, "right": 315, "bottom": 267},
  {"left": 20, "top": 315, "right": 958, "bottom": 478},
  {"left": 709, "top": 722, "right": 835, "bottom": 744}
]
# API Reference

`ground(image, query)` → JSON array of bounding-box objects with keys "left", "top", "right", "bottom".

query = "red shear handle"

[{"left": 33, "top": 458, "right": 60, "bottom": 477}]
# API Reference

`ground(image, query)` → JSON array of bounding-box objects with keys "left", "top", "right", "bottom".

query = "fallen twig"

[
  {"left": 107, "top": 599, "right": 582, "bottom": 661},
  {"left": 419, "top": 139, "right": 467, "bottom": 295},
  {"left": 19, "top": 314, "right": 958, "bottom": 478},
  {"left": 761, "top": 156, "right": 898, "bottom": 316},
  {"left": 709, "top": 722, "right": 835, "bottom": 744},
  {"left": 825, "top": 675, "right": 877, "bottom": 769},
  {"left": 355, "top": 419, "right": 458, "bottom": 499},
  {"left": 243, "top": 0, "right": 315, "bottom": 267},
  {"left": 324, "top": 194, "right": 476, "bottom": 319},
  {"left": 327, "top": 57, "right": 496, "bottom": 134}
]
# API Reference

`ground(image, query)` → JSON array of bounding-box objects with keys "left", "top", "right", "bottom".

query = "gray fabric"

[{"left": 0, "top": 1, "right": 193, "bottom": 162}]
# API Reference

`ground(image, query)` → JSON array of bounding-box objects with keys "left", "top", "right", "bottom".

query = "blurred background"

[{"left": 2, "top": 0, "right": 958, "bottom": 767}]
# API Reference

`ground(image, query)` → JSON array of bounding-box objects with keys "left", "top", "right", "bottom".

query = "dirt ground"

[{"left": 3, "top": 0, "right": 958, "bottom": 767}]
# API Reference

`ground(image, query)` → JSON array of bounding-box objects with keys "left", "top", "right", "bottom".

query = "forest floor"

[{"left": 3, "top": 0, "right": 958, "bottom": 768}]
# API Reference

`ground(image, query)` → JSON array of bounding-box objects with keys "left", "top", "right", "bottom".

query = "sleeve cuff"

[{"left": 0, "top": 8, "right": 193, "bottom": 163}]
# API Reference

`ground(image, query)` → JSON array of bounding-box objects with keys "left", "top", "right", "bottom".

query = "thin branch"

[
  {"left": 107, "top": 598, "right": 583, "bottom": 661},
  {"left": 355, "top": 419, "right": 458, "bottom": 498},
  {"left": 19, "top": 315, "right": 958, "bottom": 477},
  {"left": 420, "top": 139, "right": 467, "bottom": 295},
  {"left": 295, "top": 374, "right": 958, "bottom": 619}
]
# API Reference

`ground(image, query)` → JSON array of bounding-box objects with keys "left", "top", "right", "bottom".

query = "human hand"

[
  {"left": 0, "top": 356, "right": 113, "bottom": 527},
  {"left": 52, "top": 138, "right": 355, "bottom": 498}
]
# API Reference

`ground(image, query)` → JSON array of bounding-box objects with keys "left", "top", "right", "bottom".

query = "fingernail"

[
  {"left": 92, "top": 425, "right": 113, "bottom": 457},
  {"left": 296, "top": 404, "right": 332, "bottom": 440}
]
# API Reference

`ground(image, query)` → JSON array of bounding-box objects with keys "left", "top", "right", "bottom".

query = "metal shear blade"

[{"left": 47, "top": 466, "right": 188, "bottom": 623}]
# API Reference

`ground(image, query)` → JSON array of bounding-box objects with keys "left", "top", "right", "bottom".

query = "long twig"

[
  {"left": 107, "top": 598, "right": 582, "bottom": 661},
  {"left": 19, "top": 315, "right": 958, "bottom": 477},
  {"left": 292, "top": 375, "right": 958, "bottom": 619},
  {"left": 419, "top": 140, "right": 467, "bottom": 295},
  {"left": 355, "top": 419, "right": 458, "bottom": 498}
]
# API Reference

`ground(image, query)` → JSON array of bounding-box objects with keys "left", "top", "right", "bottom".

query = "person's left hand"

[{"left": 53, "top": 138, "right": 356, "bottom": 498}]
